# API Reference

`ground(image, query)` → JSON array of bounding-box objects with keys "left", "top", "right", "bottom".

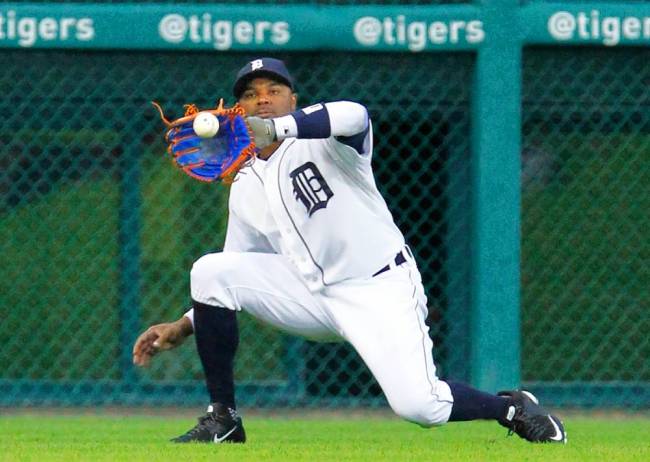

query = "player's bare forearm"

[
  {"left": 174, "top": 315, "right": 194, "bottom": 337},
  {"left": 132, "top": 316, "right": 193, "bottom": 367}
]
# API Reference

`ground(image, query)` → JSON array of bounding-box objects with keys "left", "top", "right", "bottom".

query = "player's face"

[{"left": 239, "top": 78, "right": 297, "bottom": 119}]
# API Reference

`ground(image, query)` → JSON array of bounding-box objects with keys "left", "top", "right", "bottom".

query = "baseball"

[{"left": 193, "top": 112, "right": 220, "bottom": 138}]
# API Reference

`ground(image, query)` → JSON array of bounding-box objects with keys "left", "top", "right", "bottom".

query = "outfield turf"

[{"left": 2, "top": 414, "right": 649, "bottom": 461}]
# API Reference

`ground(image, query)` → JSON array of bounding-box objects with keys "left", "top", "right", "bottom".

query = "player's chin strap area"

[{"left": 372, "top": 246, "right": 414, "bottom": 277}]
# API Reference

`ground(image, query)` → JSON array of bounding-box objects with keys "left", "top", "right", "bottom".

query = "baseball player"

[{"left": 133, "top": 58, "right": 566, "bottom": 444}]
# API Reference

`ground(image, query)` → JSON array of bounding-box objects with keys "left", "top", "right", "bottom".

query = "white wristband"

[
  {"left": 183, "top": 308, "right": 195, "bottom": 329},
  {"left": 273, "top": 114, "right": 298, "bottom": 139}
]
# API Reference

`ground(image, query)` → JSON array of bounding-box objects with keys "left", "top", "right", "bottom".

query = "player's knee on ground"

[
  {"left": 190, "top": 252, "right": 240, "bottom": 308},
  {"left": 388, "top": 394, "right": 453, "bottom": 427}
]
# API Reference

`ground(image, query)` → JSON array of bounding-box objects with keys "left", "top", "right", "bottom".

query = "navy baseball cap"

[{"left": 233, "top": 58, "right": 294, "bottom": 99}]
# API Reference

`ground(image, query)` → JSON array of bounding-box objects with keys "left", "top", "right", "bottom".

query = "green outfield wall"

[{"left": 1, "top": 0, "right": 648, "bottom": 409}]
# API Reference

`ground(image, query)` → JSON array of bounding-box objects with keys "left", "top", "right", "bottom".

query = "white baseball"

[{"left": 193, "top": 112, "right": 220, "bottom": 138}]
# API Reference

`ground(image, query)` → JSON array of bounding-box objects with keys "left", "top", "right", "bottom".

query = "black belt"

[{"left": 372, "top": 249, "right": 409, "bottom": 277}]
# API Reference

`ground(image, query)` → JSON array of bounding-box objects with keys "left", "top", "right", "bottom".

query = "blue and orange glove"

[{"left": 152, "top": 99, "right": 256, "bottom": 183}]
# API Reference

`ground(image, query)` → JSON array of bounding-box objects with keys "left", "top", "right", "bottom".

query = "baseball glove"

[{"left": 151, "top": 99, "right": 256, "bottom": 183}]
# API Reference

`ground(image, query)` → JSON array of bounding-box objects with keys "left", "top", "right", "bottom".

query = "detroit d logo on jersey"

[{"left": 290, "top": 162, "right": 333, "bottom": 216}]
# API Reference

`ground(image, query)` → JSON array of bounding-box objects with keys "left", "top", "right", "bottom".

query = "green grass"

[{"left": 2, "top": 414, "right": 649, "bottom": 461}]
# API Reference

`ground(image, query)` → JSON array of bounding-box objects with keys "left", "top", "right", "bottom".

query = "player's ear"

[{"left": 291, "top": 93, "right": 297, "bottom": 111}]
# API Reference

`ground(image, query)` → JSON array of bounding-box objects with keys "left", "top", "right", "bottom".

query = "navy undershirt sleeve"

[
  {"left": 335, "top": 127, "right": 369, "bottom": 155},
  {"left": 292, "top": 104, "right": 331, "bottom": 139}
]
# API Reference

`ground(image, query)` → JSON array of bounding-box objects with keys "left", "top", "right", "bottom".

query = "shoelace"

[
  {"left": 504, "top": 406, "right": 523, "bottom": 437},
  {"left": 510, "top": 415, "right": 548, "bottom": 441},
  {"left": 182, "top": 414, "right": 215, "bottom": 437}
]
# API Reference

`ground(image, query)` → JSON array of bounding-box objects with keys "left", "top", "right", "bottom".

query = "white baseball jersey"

[
  {"left": 187, "top": 101, "right": 454, "bottom": 426},
  {"left": 225, "top": 110, "right": 404, "bottom": 291}
]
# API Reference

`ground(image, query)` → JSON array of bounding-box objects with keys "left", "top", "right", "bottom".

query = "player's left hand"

[
  {"left": 246, "top": 116, "right": 277, "bottom": 149},
  {"left": 151, "top": 100, "right": 256, "bottom": 183}
]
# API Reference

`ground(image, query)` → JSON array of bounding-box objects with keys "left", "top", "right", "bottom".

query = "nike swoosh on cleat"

[
  {"left": 547, "top": 416, "right": 565, "bottom": 442},
  {"left": 213, "top": 426, "right": 237, "bottom": 443}
]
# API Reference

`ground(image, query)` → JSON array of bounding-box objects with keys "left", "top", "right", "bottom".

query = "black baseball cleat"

[
  {"left": 171, "top": 403, "right": 246, "bottom": 444},
  {"left": 497, "top": 390, "right": 567, "bottom": 443}
]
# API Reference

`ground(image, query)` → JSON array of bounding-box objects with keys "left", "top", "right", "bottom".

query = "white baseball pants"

[{"left": 190, "top": 251, "right": 453, "bottom": 426}]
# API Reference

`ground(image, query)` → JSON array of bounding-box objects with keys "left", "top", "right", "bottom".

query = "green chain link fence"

[{"left": 521, "top": 47, "right": 650, "bottom": 407}]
